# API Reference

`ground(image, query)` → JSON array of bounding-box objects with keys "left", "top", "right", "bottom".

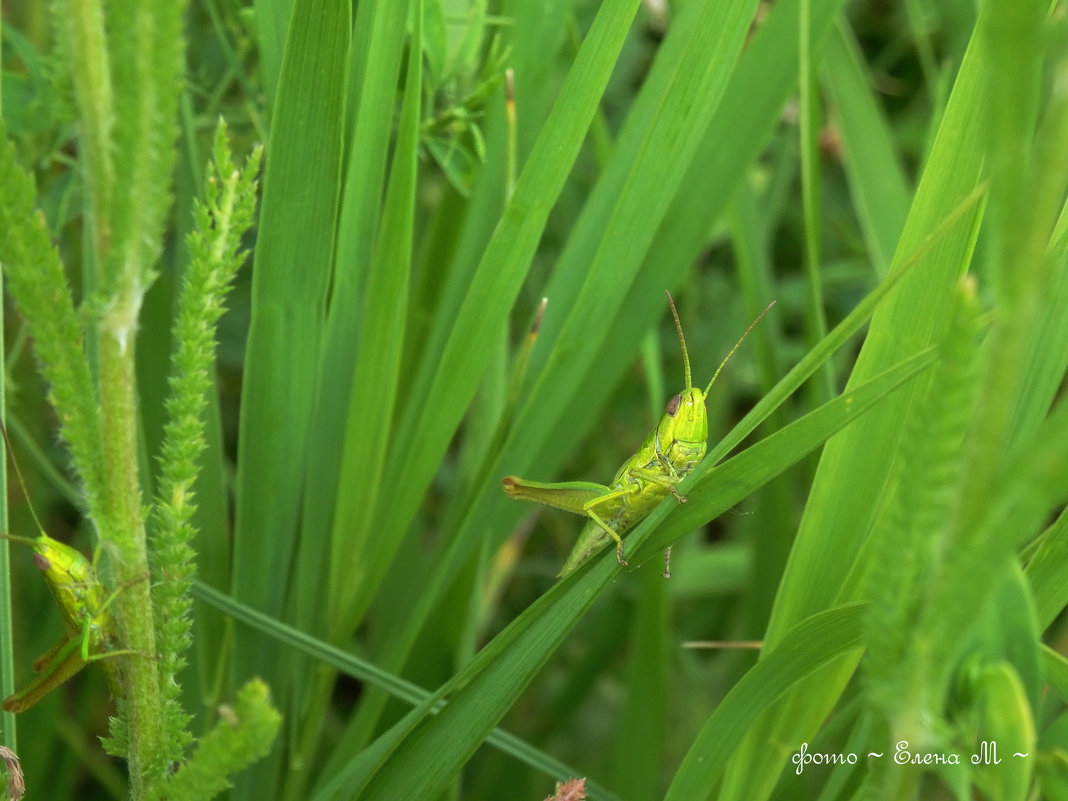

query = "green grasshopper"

[
  {"left": 503, "top": 292, "right": 772, "bottom": 576},
  {"left": 1, "top": 424, "right": 138, "bottom": 712}
]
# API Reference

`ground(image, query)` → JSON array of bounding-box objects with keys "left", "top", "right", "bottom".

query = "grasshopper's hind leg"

[
  {"left": 31, "top": 636, "right": 73, "bottom": 673},
  {"left": 584, "top": 507, "right": 627, "bottom": 567}
]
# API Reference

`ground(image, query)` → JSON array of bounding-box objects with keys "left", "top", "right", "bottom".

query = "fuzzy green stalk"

[
  {"left": 0, "top": 132, "right": 108, "bottom": 525},
  {"left": 862, "top": 279, "right": 981, "bottom": 800},
  {"left": 96, "top": 295, "right": 161, "bottom": 796},
  {"left": 151, "top": 123, "right": 263, "bottom": 767},
  {"left": 93, "top": 0, "right": 185, "bottom": 317},
  {"left": 63, "top": 0, "right": 115, "bottom": 256},
  {"left": 147, "top": 679, "right": 281, "bottom": 801},
  {"left": 82, "top": 0, "right": 187, "bottom": 789}
]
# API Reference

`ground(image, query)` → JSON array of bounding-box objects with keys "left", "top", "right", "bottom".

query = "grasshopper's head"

[
  {"left": 2, "top": 531, "right": 88, "bottom": 585},
  {"left": 661, "top": 291, "right": 774, "bottom": 455},
  {"left": 5, "top": 531, "right": 98, "bottom": 637},
  {"left": 660, "top": 292, "right": 709, "bottom": 454},
  {"left": 29, "top": 534, "right": 89, "bottom": 583},
  {"left": 658, "top": 386, "right": 708, "bottom": 448}
]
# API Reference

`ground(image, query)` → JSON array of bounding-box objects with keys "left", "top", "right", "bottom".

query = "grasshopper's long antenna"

[
  {"left": 664, "top": 290, "right": 692, "bottom": 390},
  {"left": 702, "top": 300, "right": 776, "bottom": 396},
  {"left": 0, "top": 420, "right": 49, "bottom": 539}
]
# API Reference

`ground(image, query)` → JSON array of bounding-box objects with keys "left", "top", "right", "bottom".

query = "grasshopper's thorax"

[{"left": 656, "top": 386, "right": 708, "bottom": 474}]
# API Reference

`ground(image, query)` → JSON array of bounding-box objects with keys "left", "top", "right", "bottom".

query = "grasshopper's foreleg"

[
  {"left": 73, "top": 572, "right": 152, "bottom": 661},
  {"left": 75, "top": 607, "right": 151, "bottom": 665},
  {"left": 84, "top": 647, "right": 158, "bottom": 666},
  {"left": 628, "top": 465, "right": 687, "bottom": 503},
  {"left": 582, "top": 488, "right": 633, "bottom": 567},
  {"left": 78, "top": 608, "right": 95, "bottom": 662}
]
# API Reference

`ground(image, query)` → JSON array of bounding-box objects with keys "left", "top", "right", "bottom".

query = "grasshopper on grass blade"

[
  {"left": 1, "top": 424, "right": 142, "bottom": 712},
  {"left": 503, "top": 291, "right": 773, "bottom": 577}
]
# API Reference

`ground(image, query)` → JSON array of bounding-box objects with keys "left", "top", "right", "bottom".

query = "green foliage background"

[{"left": 1, "top": 0, "right": 1067, "bottom": 799}]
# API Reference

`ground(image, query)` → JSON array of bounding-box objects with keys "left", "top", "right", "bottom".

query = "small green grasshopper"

[
  {"left": 503, "top": 292, "right": 772, "bottom": 576},
  {"left": 1, "top": 424, "right": 138, "bottom": 712}
]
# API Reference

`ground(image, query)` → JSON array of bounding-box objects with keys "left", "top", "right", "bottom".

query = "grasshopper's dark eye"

[
  {"left": 33, "top": 552, "right": 51, "bottom": 572},
  {"left": 666, "top": 393, "right": 681, "bottom": 416}
]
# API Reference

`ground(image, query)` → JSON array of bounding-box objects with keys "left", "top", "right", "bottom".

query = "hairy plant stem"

[
  {"left": 100, "top": 294, "right": 160, "bottom": 796},
  {"left": 67, "top": 0, "right": 115, "bottom": 253}
]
